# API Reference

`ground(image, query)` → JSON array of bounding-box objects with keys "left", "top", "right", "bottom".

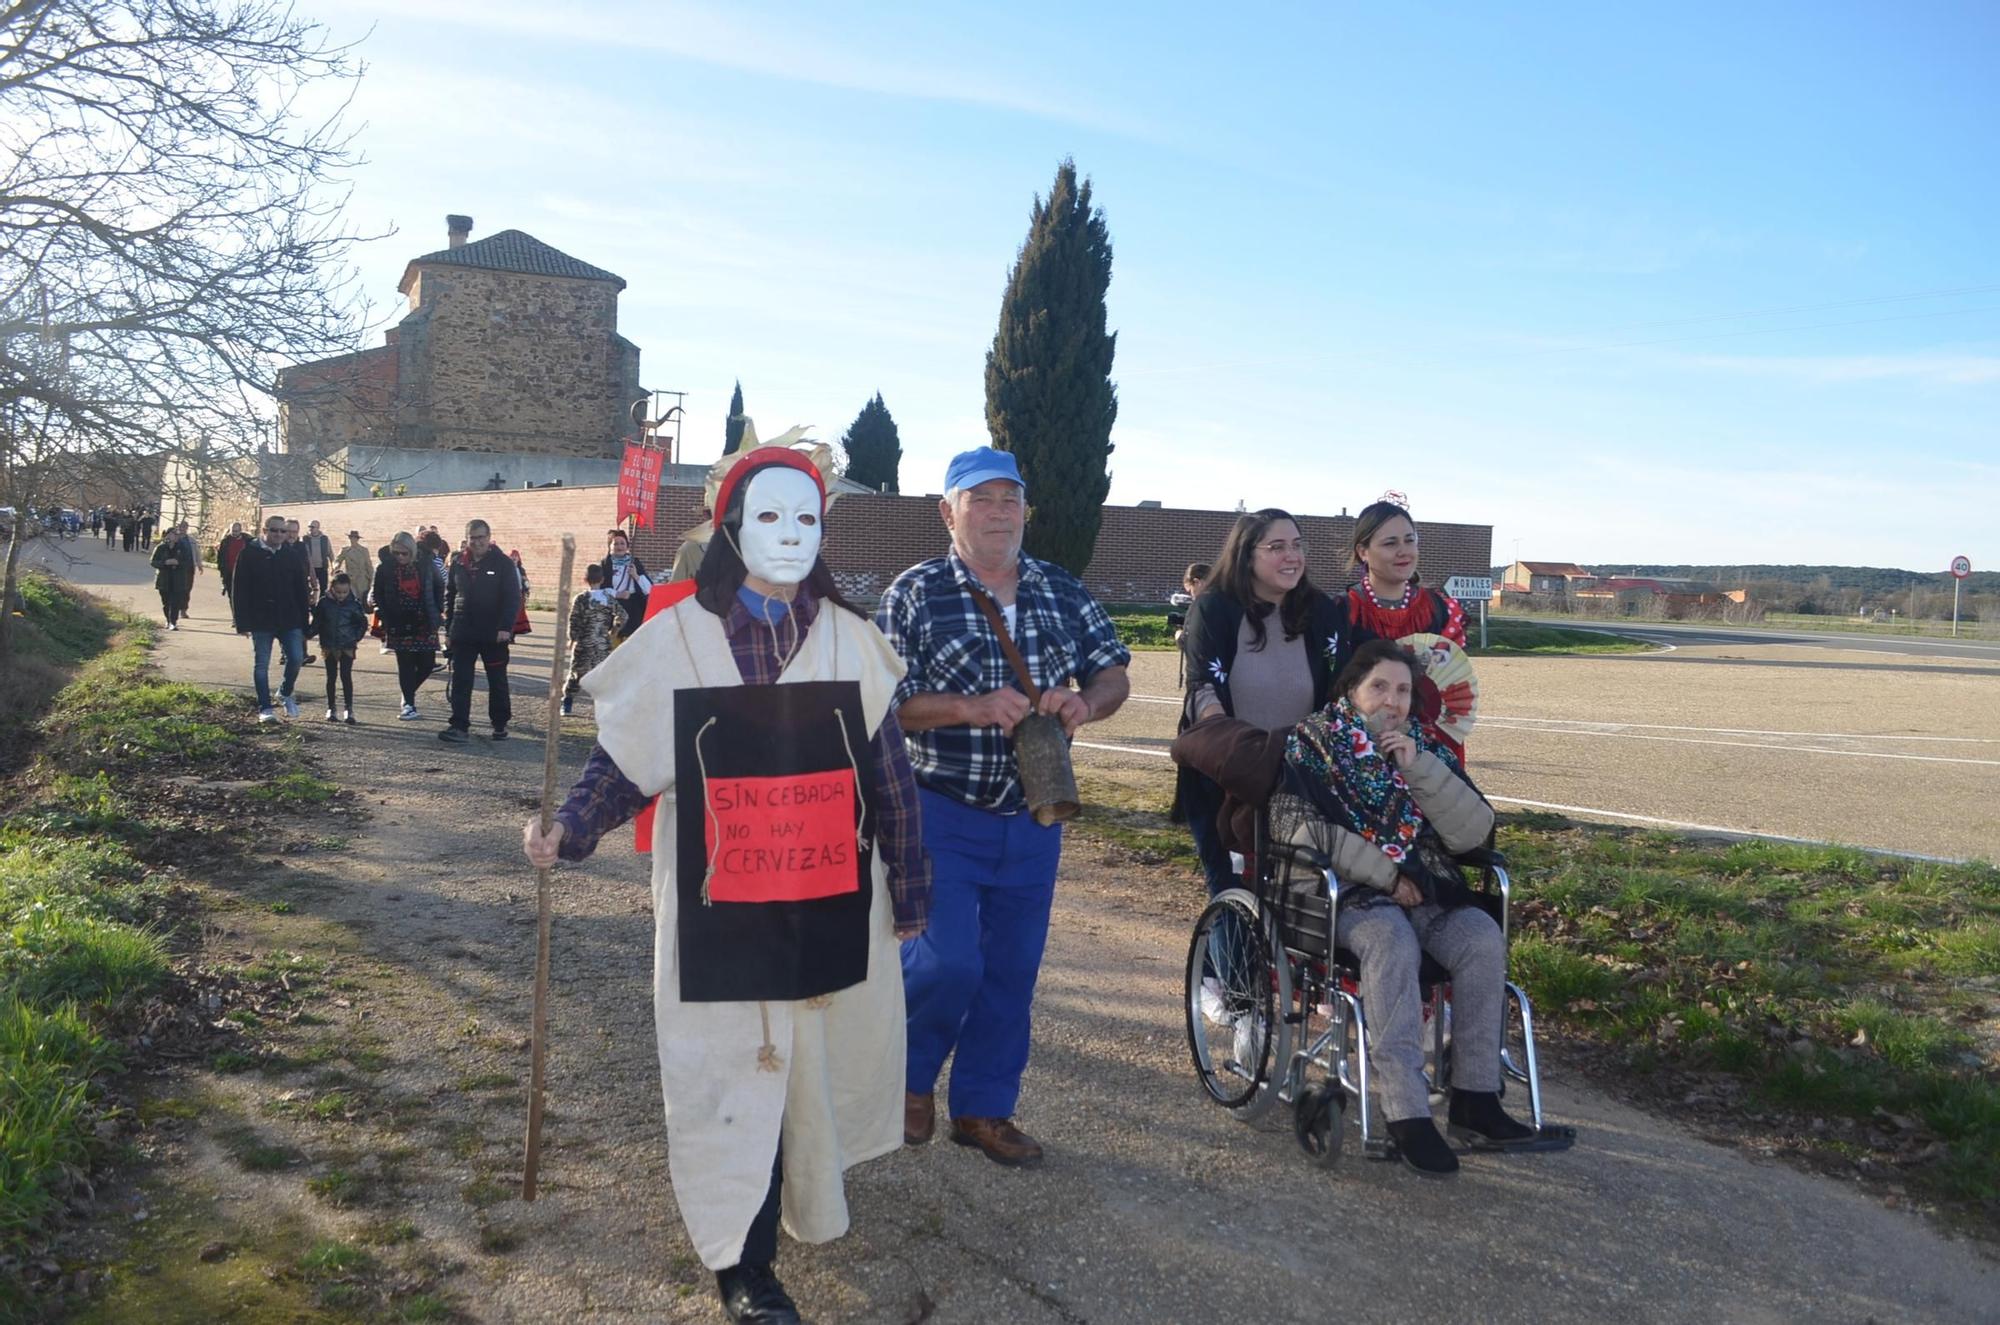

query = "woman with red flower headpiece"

[{"left": 1329, "top": 499, "right": 1468, "bottom": 755}]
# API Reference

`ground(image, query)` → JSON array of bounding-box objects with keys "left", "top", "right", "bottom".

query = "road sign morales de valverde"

[
  {"left": 1950, "top": 555, "right": 1972, "bottom": 579},
  {"left": 1442, "top": 575, "right": 1493, "bottom": 600}
]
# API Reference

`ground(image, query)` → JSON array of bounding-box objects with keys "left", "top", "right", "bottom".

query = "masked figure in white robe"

[{"left": 525, "top": 440, "right": 930, "bottom": 1325}]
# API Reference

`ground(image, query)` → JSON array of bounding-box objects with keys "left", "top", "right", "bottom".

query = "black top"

[
  {"left": 230, "top": 542, "right": 311, "bottom": 634},
  {"left": 1173, "top": 587, "right": 1343, "bottom": 818},
  {"left": 445, "top": 547, "right": 524, "bottom": 645}
]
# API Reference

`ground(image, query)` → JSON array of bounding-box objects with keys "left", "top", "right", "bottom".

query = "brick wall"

[{"left": 272, "top": 487, "right": 1492, "bottom": 609}]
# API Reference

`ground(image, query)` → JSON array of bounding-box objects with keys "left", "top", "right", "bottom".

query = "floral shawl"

[{"left": 1283, "top": 697, "right": 1472, "bottom": 903}]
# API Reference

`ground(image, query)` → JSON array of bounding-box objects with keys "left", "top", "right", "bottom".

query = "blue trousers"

[
  {"left": 249, "top": 628, "right": 304, "bottom": 710},
  {"left": 903, "top": 788, "right": 1063, "bottom": 1121}
]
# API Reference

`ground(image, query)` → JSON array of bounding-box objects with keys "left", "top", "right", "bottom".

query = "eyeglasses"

[{"left": 1257, "top": 539, "right": 1307, "bottom": 556}]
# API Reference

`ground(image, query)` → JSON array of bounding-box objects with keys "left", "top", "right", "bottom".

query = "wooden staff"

[{"left": 523, "top": 533, "right": 576, "bottom": 1202}]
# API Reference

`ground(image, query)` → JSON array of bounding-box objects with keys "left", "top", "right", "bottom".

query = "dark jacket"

[
  {"left": 310, "top": 592, "right": 370, "bottom": 652},
  {"left": 445, "top": 547, "right": 523, "bottom": 646},
  {"left": 216, "top": 531, "right": 251, "bottom": 591},
  {"left": 373, "top": 557, "right": 444, "bottom": 632},
  {"left": 1170, "top": 713, "right": 1291, "bottom": 855},
  {"left": 230, "top": 541, "right": 311, "bottom": 634},
  {"left": 1173, "top": 587, "right": 1342, "bottom": 822},
  {"left": 150, "top": 535, "right": 197, "bottom": 603}
]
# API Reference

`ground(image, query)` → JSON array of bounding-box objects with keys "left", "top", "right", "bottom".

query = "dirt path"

[{"left": 29, "top": 539, "right": 1998, "bottom": 1323}]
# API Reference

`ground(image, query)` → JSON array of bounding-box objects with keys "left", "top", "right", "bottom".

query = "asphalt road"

[
  {"left": 1084, "top": 632, "right": 2000, "bottom": 863},
  {"left": 1543, "top": 617, "right": 2000, "bottom": 662},
  {"left": 20, "top": 538, "right": 2000, "bottom": 1322}
]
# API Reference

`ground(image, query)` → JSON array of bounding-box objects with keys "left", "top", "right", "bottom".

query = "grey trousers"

[{"left": 1335, "top": 899, "right": 1504, "bottom": 1122}]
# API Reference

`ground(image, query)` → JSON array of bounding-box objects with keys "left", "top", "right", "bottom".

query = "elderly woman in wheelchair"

[{"left": 1173, "top": 637, "right": 1572, "bottom": 1177}]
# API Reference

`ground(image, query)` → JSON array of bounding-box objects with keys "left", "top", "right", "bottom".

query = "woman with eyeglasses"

[
  {"left": 1177, "top": 510, "right": 1343, "bottom": 902},
  {"left": 372, "top": 531, "right": 445, "bottom": 720}
]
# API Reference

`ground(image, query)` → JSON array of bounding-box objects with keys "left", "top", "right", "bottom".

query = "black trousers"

[
  {"left": 395, "top": 650, "right": 437, "bottom": 705},
  {"left": 737, "top": 1148, "right": 784, "bottom": 1269},
  {"left": 312, "top": 565, "right": 328, "bottom": 597},
  {"left": 323, "top": 651, "right": 354, "bottom": 712},
  {"left": 158, "top": 587, "right": 180, "bottom": 625},
  {"left": 447, "top": 641, "right": 511, "bottom": 732}
]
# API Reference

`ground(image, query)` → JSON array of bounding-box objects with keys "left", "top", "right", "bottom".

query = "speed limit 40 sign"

[{"left": 1950, "top": 555, "right": 1972, "bottom": 579}]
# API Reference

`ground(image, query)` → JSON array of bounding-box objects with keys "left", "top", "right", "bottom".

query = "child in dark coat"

[{"left": 311, "top": 572, "right": 370, "bottom": 724}]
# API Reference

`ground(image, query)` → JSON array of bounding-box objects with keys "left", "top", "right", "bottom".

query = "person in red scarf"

[{"left": 1330, "top": 499, "right": 1468, "bottom": 754}]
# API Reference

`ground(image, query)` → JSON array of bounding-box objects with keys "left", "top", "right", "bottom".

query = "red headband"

[{"left": 711, "top": 449, "right": 827, "bottom": 531}]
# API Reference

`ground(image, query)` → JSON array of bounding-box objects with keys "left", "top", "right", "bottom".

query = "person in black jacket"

[
  {"left": 1175, "top": 509, "right": 1343, "bottom": 899},
  {"left": 440, "top": 518, "right": 522, "bottom": 743},
  {"left": 310, "top": 572, "right": 370, "bottom": 724},
  {"left": 231, "top": 514, "right": 313, "bottom": 722}
]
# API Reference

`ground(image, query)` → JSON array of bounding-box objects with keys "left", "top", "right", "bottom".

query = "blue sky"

[{"left": 311, "top": 0, "right": 1997, "bottom": 570}]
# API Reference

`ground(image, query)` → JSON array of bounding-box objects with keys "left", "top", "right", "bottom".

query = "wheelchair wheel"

[
  {"left": 1185, "top": 888, "right": 1291, "bottom": 1119},
  {"left": 1294, "top": 1085, "right": 1344, "bottom": 1167}
]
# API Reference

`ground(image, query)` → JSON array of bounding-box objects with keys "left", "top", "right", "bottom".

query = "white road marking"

[
  {"left": 1127, "top": 694, "right": 1183, "bottom": 705},
  {"left": 1477, "top": 722, "right": 2000, "bottom": 767},
  {"left": 1479, "top": 715, "right": 2000, "bottom": 743},
  {"left": 1075, "top": 739, "right": 1171, "bottom": 758}
]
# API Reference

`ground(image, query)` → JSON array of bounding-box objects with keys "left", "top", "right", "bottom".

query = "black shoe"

[
  {"left": 1447, "top": 1089, "right": 1540, "bottom": 1150},
  {"left": 1386, "top": 1117, "right": 1459, "bottom": 1178},
  {"left": 491, "top": 726, "right": 509, "bottom": 741},
  {"left": 438, "top": 727, "right": 469, "bottom": 744},
  {"left": 715, "top": 1262, "right": 801, "bottom": 1324}
]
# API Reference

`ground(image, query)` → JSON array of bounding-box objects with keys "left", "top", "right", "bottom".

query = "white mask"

[{"left": 735, "top": 467, "right": 822, "bottom": 586}]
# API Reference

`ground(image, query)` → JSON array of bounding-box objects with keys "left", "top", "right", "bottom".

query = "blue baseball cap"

[{"left": 943, "top": 446, "right": 1024, "bottom": 493}]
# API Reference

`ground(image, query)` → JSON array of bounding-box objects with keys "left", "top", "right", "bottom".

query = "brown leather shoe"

[
  {"left": 904, "top": 1091, "right": 935, "bottom": 1146},
  {"left": 949, "top": 1116, "right": 1043, "bottom": 1168}
]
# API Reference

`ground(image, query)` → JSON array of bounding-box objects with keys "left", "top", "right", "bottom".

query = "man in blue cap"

[{"left": 876, "top": 446, "right": 1131, "bottom": 1167}]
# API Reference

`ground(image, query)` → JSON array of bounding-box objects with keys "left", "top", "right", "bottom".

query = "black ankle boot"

[
  {"left": 1386, "top": 1116, "right": 1459, "bottom": 1177},
  {"left": 715, "top": 1261, "right": 802, "bottom": 1324},
  {"left": 1448, "top": 1088, "right": 1537, "bottom": 1146}
]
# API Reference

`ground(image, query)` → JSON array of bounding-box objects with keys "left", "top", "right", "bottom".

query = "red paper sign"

[
  {"left": 701, "top": 769, "right": 861, "bottom": 903},
  {"left": 617, "top": 442, "right": 666, "bottom": 529}
]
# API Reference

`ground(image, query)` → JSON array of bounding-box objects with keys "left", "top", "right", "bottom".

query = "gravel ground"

[{"left": 26, "top": 540, "right": 2000, "bottom": 1323}]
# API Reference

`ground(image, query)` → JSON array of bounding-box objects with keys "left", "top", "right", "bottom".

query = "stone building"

[{"left": 273, "top": 215, "right": 643, "bottom": 486}]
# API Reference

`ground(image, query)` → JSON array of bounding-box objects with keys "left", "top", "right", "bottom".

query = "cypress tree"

[
  {"left": 840, "top": 393, "right": 903, "bottom": 493},
  {"left": 723, "top": 380, "right": 747, "bottom": 455},
  {"left": 984, "top": 159, "right": 1117, "bottom": 573}
]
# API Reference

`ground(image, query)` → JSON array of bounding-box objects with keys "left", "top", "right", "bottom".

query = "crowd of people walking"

[{"left": 165, "top": 446, "right": 1535, "bottom": 1325}]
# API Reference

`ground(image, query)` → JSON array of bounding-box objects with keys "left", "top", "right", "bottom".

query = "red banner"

[{"left": 617, "top": 442, "right": 666, "bottom": 529}]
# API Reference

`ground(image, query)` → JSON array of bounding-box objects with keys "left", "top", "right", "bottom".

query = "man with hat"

[
  {"left": 877, "top": 445, "right": 1130, "bottom": 1167},
  {"left": 524, "top": 432, "right": 928, "bottom": 1324},
  {"left": 337, "top": 528, "right": 373, "bottom": 591}
]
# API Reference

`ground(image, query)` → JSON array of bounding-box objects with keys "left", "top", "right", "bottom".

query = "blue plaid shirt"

[{"left": 876, "top": 549, "right": 1131, "bottom": 813}]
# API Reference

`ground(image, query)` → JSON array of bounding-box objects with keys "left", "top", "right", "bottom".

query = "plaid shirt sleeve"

[
  {"left": 875, "top": 572, "right": 928, "bottom": 709},
  {"left": 553, "top": 744, "right": 650, "bottom": 861},
  {"left": 870, "top": 710, "right": 930, "bottom": 930}
]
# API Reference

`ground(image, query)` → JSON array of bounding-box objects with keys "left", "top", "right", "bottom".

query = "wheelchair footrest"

[{"left": 1446, "top": 1122, "right": 1576, "bottom": 1153}]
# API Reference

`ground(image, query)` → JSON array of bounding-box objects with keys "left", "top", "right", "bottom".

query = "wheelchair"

[{"left": 1183, "top": 792, "right": 1567, "bottom": 1165}]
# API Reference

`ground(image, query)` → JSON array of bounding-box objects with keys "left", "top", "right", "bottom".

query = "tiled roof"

[{"left": 399, "top": 230, "right": 626, "bottom": 291}]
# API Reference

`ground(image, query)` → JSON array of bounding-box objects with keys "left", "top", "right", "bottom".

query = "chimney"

[{"left": 446, "top": 214, "right": 473, "bottom": 249}]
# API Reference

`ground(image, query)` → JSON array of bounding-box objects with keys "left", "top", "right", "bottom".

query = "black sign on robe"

[{"left": 673, "top": 680, "right": 876, "bottom": 1003}]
